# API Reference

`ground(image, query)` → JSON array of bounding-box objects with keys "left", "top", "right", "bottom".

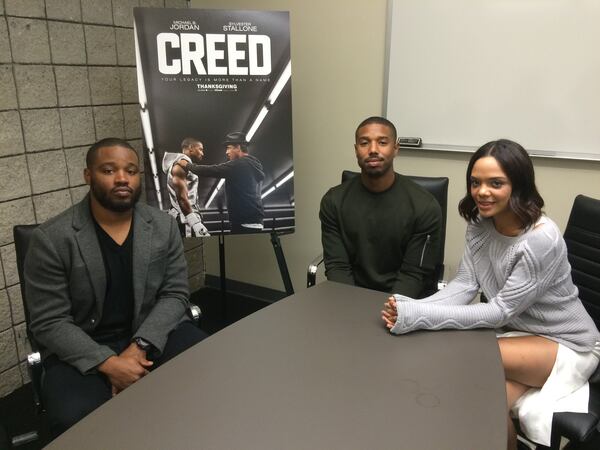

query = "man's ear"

[{"left": 83, "top": 168, "right": 91, "bottom": 185}]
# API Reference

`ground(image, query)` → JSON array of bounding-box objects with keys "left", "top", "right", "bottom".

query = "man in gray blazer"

[{"left": 25, "top": 138, "right": 206, "bottom": 438}]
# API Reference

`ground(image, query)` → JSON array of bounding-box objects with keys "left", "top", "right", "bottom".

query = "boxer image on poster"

[
  {"left": 162, "top": 138, "right": 210, "bottom": 237},
  {"left": 177, "top": 132, "right": 265, "bottom": 234}
]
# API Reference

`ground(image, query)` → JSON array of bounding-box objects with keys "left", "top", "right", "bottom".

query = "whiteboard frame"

[{"left": 382, "top": 0, "right": 600, "bottom": 162}]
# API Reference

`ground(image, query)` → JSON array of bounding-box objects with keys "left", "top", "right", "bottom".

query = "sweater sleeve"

[
  {"left": 188, "top": 160, "right": 236, "bottom": 178},
  {"left": 394, "top": 244, "right": 480, "bottom": 305},
  {"left": 390, "top": 227, "right": 557, "bottom": 335},
  {"left": 131, "top": 216, "right": 189, "bottom": 354},
  {"left": 319, "top": 189, "right": 355, "bottom": 286}
]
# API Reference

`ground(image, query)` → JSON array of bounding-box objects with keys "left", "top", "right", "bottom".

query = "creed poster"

[{"left": 133, "top": 8, "right": 294, "bottom": 237}]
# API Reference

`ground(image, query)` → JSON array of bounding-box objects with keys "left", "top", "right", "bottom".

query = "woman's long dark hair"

[{"left": 458, "top": 139, "right": 544, "bottom": 227}]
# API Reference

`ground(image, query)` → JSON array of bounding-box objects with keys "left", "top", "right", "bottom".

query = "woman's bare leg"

[
  {"left": 506, "top": 380, "right": 530, "bottom": 450},
  {"left": 498, "top": 336, "right": 559, "bottom": 450}
]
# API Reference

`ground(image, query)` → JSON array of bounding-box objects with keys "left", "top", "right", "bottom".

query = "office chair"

[
  {"left": 536, "top": 195, "right": 600, "bottom": 450},
  {"left": 307, "top": 170, "right": 449, "bottom": 295},
  {"left": 13, "top": 225, "right": 44, "bottom": 416},
  {"left": 12, "top": 224, "right": 204, "bottom": 422},
  {"left": 10, "top": 225, "right": 44, "bottom": 448}
]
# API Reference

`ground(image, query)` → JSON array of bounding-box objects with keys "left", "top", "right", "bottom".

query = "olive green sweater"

[{"left": 319, "top": 173, "right": 442, "bottom": 297}]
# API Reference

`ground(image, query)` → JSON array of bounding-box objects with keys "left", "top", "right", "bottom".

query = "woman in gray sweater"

[{"left": 381, "top": 139, "right": 600, "bottom": 450}]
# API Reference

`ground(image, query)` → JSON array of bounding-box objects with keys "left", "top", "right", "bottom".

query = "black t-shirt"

[{"left": 89, "top": 220, "right": 134, "bottom": 345}]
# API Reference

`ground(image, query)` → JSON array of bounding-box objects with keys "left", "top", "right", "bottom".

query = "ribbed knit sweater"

[{"left": 391, "top": 216, "right": 600, "bottom": 352}]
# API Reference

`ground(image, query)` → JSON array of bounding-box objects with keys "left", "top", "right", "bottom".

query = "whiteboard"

[{"left": 384, "top": 0, "right": 600, "bottom": 161}]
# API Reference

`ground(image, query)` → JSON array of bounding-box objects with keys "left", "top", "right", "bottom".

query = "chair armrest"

[
  {"left": 589, "top": 364, "right": 600, "bottom": 385},
  {"left": 27, "top": 351, "right": 41, "bottom": 366},
  {"left": 307, "top": 253, "right": 324, "bottom": 288},
  {"left": 188, "top": 304, "right": 202, "bottom": 323},
  {"left": 550, "top": 376, "right": 600, "bottom": 445},
  {"left": 27, "top": 352, "right": 44, "bottom": 414}
]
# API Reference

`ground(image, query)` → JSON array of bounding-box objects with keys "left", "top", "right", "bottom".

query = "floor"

[{"left": 0, "top": 286, "right": 272, "bottom": 450}]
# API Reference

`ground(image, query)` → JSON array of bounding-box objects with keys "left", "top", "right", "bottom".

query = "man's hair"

[
  {"left": 355, "top": 116, "right": 397, "bottom": 142},
  {"left": 86, "top": 138, "right": 138, "bottom": 168},
  {"left": 181, "top": 137, "right": 201, "bottom": 150},
  {"left": 458, "top": 139, "right": 544, "bottom": 227}
]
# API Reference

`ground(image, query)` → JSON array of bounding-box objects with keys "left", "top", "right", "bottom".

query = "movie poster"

[{"left": 134, "top": 8, "right": 294, "bottom": 236}]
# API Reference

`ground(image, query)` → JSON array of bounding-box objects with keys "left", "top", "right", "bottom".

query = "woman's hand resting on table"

[{"left": 381, "top": 296, "right": 398, "bottom": 329}]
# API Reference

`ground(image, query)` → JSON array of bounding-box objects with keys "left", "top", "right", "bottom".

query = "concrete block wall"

[{"left": 0, "top": 0, "right": 202, "bottom": 398}]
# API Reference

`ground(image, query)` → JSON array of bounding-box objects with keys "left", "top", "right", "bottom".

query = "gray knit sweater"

[{"left": 391, "top": 216, "right": 600, "bottom": 352}]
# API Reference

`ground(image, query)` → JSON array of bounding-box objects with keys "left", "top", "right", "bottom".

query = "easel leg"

[
  {"left": 270, "top": 231, "right": 294, "bottom": 296},
  {"left": 219, "top": 226, "right": 227, "bottom": 324}
]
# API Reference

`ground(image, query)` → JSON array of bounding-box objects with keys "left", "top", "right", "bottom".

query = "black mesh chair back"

[
  {"left": 12, "top": 224, "right": 44, "bottom": 415},
  {"left": 563, "top": 194, "right": 600, "bottom": 330},
  {"left": 542, "top": 195, "right": 600, "bottom": 449},
  {"left": 13, "top": 224, "right": 40, "bottom": 352}
]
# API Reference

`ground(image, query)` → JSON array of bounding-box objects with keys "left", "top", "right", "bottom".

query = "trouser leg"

[
  {"left": 153, "top": 320, "right": 208, "bottom": 367},
  {"left": 42, "top": 355, "right": 112, "bottom": 439},
  {"left": 41, "top": 325, "right": 205, "bottom": 439}
]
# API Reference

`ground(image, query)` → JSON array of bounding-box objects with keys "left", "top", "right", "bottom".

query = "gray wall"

[
  {"left": 193, "top": 0, "right": 600, "bottom": 293},
  {"left": 193, "top": 0, "right": 391, "bottom": 291},
  {"left": 0, "top": 0, "right": 201, "bottom": 398}
]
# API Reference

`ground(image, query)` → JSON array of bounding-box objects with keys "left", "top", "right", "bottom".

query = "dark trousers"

[{"left": 42, "top": 321, "right": 207, "bottom": 439}]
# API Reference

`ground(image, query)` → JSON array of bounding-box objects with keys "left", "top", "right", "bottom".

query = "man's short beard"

[
  {"left": 91, "top": 184, "right": 141, "bottom": 212},
  {"left": 362, "top": 167, "right": 387, "bottom": 178},
  {"left": 359, "top": 161, "right": 392, "bottom": 178}
]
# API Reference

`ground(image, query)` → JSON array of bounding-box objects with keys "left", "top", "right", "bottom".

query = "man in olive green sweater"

[{"left": 319, "top": 116, "right": 442, "bottom": 297}]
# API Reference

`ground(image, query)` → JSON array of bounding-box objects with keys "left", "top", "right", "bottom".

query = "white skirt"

[{"left": 497, "top": 331, "right": 600, "bottom": 446}]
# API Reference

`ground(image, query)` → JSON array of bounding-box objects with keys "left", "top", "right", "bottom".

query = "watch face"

[{"left": 136, "top": 338, "right": 151, "bottom": 350}]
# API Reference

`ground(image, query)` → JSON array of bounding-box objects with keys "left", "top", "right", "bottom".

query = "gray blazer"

[{"left": 24, "top": 196, "right": 190, "bottom": 374}]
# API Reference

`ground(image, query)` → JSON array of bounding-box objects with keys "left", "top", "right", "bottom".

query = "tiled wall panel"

[{"left": 0, "top": 0, "right": 200, "bottom": 398}]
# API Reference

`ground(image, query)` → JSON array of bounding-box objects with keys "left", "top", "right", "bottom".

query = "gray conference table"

[{"left": 47, "top": 281, "right": 506, "bottom": 449}]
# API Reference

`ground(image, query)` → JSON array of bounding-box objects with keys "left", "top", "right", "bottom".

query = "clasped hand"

[
  {"left": 381, "top": 296, "right": 398, "bottom": 329},
  {"left": 98, "top": 343, "right": 153, "bottom": 396}
]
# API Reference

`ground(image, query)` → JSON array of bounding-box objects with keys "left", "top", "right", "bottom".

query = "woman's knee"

[{"left": 498, "top": 336, "right": 558, "bottom": 387}]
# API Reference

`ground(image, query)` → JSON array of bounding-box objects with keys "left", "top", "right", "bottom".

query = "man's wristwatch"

[{"left": 133, "top": 337, "right": 152, "bottom": 352}]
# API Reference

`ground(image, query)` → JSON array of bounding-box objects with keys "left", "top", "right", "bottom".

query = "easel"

[
  {"left": 269, "top": 230, "right": 294, "bottom": 296},
  {"left": 217, "top": 218, "right": 294, "bottom": 323}
]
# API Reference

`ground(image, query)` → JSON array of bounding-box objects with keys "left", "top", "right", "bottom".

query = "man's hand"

[
  {"left": 120, "top": 342, "right": 151, "bottom": 364},
  {"left": 185, "top": 212, "right": 210, "bottom": 237},
  {"left": 98, "top": 344, "right": 153, "bottom": 395},
  {"left": 381, "top": 296, "right": 398, "bottom": 329}
]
